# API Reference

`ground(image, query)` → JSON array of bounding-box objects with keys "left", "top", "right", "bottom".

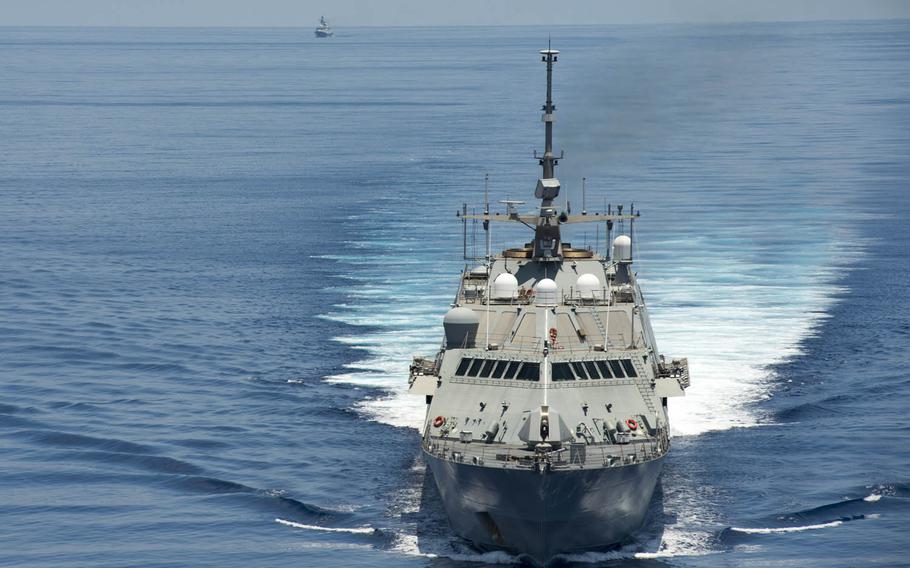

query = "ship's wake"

[{"left": 317, "top": 206, "right": 866, "bottom": 561}]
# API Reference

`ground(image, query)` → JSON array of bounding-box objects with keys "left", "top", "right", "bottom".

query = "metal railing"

[{"left": 424, "top": 428, "right": 669, "bottom": 471}]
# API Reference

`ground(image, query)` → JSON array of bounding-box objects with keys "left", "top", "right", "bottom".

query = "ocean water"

[{"left": 1, "top": 21, "right": 908, "bottom": 567}]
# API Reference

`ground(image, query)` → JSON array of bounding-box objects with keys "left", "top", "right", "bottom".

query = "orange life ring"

[
  {"left": 626, "top": 418, "right": 638, "bottom": 431},
  {"left": 432, "top": 416, "right": 445, "bottom": 428}
]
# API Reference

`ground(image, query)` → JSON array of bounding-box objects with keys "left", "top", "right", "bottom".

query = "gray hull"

[{"left": 425, "top": 450, "right": 664, "bottom": 565}]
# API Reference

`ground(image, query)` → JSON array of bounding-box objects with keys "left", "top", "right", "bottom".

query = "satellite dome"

[
  {"left": 534, "top": 278, "right": 558, "bottom": 306},
  {"left": 443, "top": 306, "right": 479, "bottom": 348},
  {"left": 491, "top": 273, "right": 519, "bottom": 299},
  {"left": 612, "top": 235, "right": 632, "bottom": 262},
  {"left": 576, "top": 273, "right": 602, "bottom": 299}
]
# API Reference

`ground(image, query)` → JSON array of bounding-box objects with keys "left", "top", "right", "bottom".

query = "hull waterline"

[{"left": 425, "top": 451, "right": 664, "bottom": 565}]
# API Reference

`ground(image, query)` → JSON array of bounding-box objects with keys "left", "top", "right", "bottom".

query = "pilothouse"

[{"left": 407, "top": 47, "right": 690, "bottom": 565}]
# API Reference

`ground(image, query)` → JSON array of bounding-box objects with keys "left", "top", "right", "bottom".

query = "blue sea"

[{"left": 1, "top": 21, "right": 908, "bottom": 567}]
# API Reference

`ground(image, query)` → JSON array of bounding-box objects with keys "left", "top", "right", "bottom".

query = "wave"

[
  {"left": 275, "top": 518, "right": 376, "bottom": 535},
  {"left": 18, "top": 429, "right": 157, "bottom": 454},
  {"left": 730, "top": 520, "right": 845, "bottom": 534},
  {"left": 722, "top": 491, "right": 891, "bottom": 542}
]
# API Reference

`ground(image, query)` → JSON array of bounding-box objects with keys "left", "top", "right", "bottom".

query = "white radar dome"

[
  {"left": 491, "top": 273, "right": 519, "bottom": 300},
  {"left": 612, "top": 235, "right": 632, "bottom": 262},
  {"left": 534, "top": 278, "right": 558, "bottom": 306},
  {"left": 443, "top": 306, "right": 479, "bottom": 348},
  {"left": 576, "top": 273, "right": 602, "bottom": 299}
]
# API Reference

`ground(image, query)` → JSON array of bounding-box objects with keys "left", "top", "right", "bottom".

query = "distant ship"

[
  {"left": 407, "top": 47, "right": 690, "bottom": 565},
  {"left": 314, "top": 16, "right": 333, "bottom": 38}
]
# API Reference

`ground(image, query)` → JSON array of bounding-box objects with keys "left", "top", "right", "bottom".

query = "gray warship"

[
  {"left": 407, "top": 48, "right": 690, "bottom": 565},
  {"left": 314, "top": 16, "right": 333, "bottom": 38}
]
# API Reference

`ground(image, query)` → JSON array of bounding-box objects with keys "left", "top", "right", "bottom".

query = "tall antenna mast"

[
  {"left": 540, "top": 42, "right": 559, "bottom": 180},
  {"left": 532, "top": 44, "right": 563, "bottom": 260}
]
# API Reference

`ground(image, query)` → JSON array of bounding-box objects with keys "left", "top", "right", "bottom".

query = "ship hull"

[
  {"left": 424, "top": 451, "right": 663, "bottom": 565},
  {"left": 314, "top": 30, "right": 333, "bottom": 38}
]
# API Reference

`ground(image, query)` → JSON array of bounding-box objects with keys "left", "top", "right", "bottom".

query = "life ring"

[
  {"left": 626, "top": 418, "right": 638, "bottom": 431},
  {"left": 432, "top": 416, "right": 445, "bottom": 428}
]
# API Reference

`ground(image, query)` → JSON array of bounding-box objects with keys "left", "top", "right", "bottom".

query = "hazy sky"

[{"left": 3, "top": 0, "right": 909, "bottom": 27}]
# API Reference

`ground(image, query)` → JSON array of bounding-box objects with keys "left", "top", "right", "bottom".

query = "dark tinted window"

[
  {"left": 596, "top": 360, "right": 613, "bottom": 379},
  {"left": 609, "top": 360, "right": 625, "bottom": 378},
  {"left": 584, "top": 361, "right": 600, "bottom": 379},
  {"left": 504, "top": 361, "right": 521, "bottom": 379},
  {"left": 491, "top": 360, "right": 507, "bottom": 379},
  {"left": 478, "top": 359, "right": 494, "bottom": 378},
  {"left": 551, "top": 362, "right": 574, "bottom": 381},
  {"left": 621, "top": 359, "right": 638, "bottom": 377},
  {"left": 516, "top": 362, "right": 540, "bottom": 381},
  {"left": 466, "top": 359, "right": 482, "bottom": 377},
  {"left": 571, "top": 361, "right": 589, "bottom": 380},
  {"left": 456, "top": 358, "right": 472, "bottom": 376}
]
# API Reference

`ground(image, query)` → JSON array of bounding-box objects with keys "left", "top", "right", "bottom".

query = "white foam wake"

[
  {"left": 730, "top": 521, "right": 843, "bottom": 534},
  {"left": 391, "top": 532, "right": 522, "bottom": 564},
  {"left": 274, "top": 518, "right": 376, "bottom": 534},
  {"left": 322, "top": 225, "right": 866, "bottom": 436}
]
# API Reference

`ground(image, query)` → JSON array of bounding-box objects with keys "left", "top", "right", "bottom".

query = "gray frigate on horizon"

[{"left": 407, "top": 47, "right": 691, "bottom": 565}]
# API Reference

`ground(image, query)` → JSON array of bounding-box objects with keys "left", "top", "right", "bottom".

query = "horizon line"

[{"left": 1, "top": 16, "right": 908, "bottom": 30}]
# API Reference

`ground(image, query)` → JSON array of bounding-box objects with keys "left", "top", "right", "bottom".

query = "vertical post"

[
  {"left": 462, "top": 203, "right": 467, "bottom": 260},
  {"left": 484, "top": 174, "right": 491, "bottom": 350},
  {"left": 582, "top": 177, "right": 587, "bottom": 215}
]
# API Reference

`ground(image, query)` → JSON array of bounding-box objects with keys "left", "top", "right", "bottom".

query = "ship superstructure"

[{"left": 407, "top": 48, "right": 690, "bottom": 565}]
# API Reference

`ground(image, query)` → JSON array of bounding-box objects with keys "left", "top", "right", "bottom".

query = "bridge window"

[
  {"left": 621, "top": 359, "right": 638, "bottom": 377},
  {"left": 571, "top": 361, "right": 589, "bottom": 380},
  {"left": 466, "top": 358, "right": 482, "bottom": 377},
  {"left": 516, "top": 362, "right": 540, "bottom": 381},
  {"left": 551, "top": 362, "right": 573, "bottom": 381},
  {"left": 491, "top": 360, "right": 507, "bottom": 379},
  {"left": 596, "top": 360, "right": 613, "bottom": 379},
  {"left": 456, "top": 358, "right": 472, "bottom": 376},
  {"left": 504, "top": 361, "right": 521, "bottom": 379},
  {"left": 478, "top": 359, "right": 495, "bottom": 378},
  {"left": 609, "top": 360, "right": 625, "bottom": 378},
  {"left": 584, "top": 361, "right": 600, "bottom": 380}
]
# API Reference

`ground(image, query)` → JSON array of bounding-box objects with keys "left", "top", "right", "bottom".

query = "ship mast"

[{"left": 532, "top": 45, "right": 563, "bottom": 260}]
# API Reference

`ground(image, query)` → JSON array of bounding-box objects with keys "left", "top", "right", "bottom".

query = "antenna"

[
  {"left": 484, "top": 173, "right": 490, "bottom": 261},
  {"left": 532, "top": 45, "right": 563, "bottom": 260},
  {"left": 582, "top": 177, "right": 587, "bottom": 215},
  {"left": 539, "top": 46, "right": 559, "bottom": 180}
]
